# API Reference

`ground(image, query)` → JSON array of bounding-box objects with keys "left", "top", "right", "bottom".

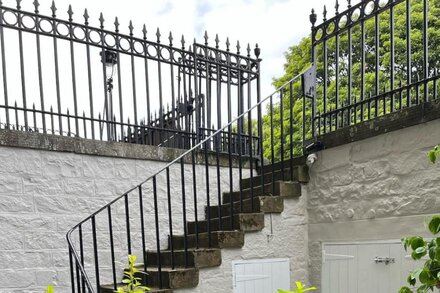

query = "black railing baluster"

[
  {"left": 138, "top": 186, "right": 147, "bottom": 275},
  {"left": 335, "top": 23, "right": 339, "bottom": 129},
  {"left": 69, "top": 246, "right": 76, "bottom": 293},
  {"left": 348, "top": 12, "right": 353, "bottom": 126},
  {"left": 152, "top": 176, "right": 162, "bottom": 288},
  {"left": 91, "top": 216, "right": 100, "bottom": 293},
  {"left": 16, "top": 1, "right": 28, "bottom": 129},
  {"left": 129, "top": 22, "right": 138, "bottom": 143},
  {"left": 166, "top": 167, "right": 175, "bottom": 268},
  {"left": 190, "top": 151, "right": 199, "bottom": 249},
  {"left": 115, "top": 19, "right": 124, "bottom": 141},
  {"left": 204, "top": 141, "right": 212, "bottom": 246},
  {"left": 84, "top": 9, "right": 95, "bottom": 140},
  {"left": 270, "top": 95, "right": 275, "bottom": 196},
  {"left": 79, "top": 224, "right": 85, "bottom": 292},
  {"left": 34, "top": 2, "right": 46, "bottom": 133},
  {"left": 289, "top": 81, "right": 294, "bottom": 178},
  {"left": 143, "top": 26, "right": 151, "bottom": 126},
  {"left": 124, "top": 194, "right": 132, "bottom": 255},
  {"left": 0, "top": 2, "right": 9, "bottom": 128},
  {"left": 390, "top": 2, "right": 395, "bottom": 113},
  {"left": 423, "top": 0, "right": 429, "bottom": 102},
  {"left": 68, "top": 5, "right": 79, "bottom": 136},
  {"left": 280, "top": 88, "right": 285, "bottom": 178},
  {"left": 406, "top": 0, "right": 412, "bottom": 107},
  {"left": 51, "top": 1, "right": 62, "bottom": 134},
  {"left": 180, "top": 158, "right": 189, "bottom": 267},
  {"left": 107, "top": 206, "right": 117, "bottom": 290},
  {"left": 360, "top": 10, "right": 366, "bottom": 122}
]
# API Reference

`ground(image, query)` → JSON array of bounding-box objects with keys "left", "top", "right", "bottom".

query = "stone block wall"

[
  {"left": 306, "top": 118, "right": 440, "bottom": 289},
  {"left": 0, "top": 140, "right": 244, "bottom": 292}
]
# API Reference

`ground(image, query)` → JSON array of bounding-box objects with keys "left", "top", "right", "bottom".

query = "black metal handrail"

[
  {"left": 66, "top": 67, "right": 310, "bottom": 292},
  {"left": 309, "top": 0, "right": 439, "bottom": 137}
]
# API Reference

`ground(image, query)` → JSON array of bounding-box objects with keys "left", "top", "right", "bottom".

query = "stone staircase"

[{"left": 101, "top": 160, "right": 309, "bottom": 293}]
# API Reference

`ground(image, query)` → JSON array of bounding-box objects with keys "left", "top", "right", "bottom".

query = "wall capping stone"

[
  {"left": 314, "top": 99, "right": 440, "bottom": 150},
  {"left": 0, "top": 129, "right": 253, "bottom": 168}
]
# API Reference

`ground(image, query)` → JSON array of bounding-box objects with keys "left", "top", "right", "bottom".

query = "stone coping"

[
  {"left": 314, "top": 99, "right": 440, "bottom": 150},
  {"left": 0, "top": 129, "right": 254, "bottom": 168}
]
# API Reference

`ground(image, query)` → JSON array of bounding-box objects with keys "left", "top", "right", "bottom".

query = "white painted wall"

[
  {"left": 306, "top": 119, "right": 440, "bottom": 290},
  {"left": 0, "top": 146, "right": 246, "bottom": 293}
]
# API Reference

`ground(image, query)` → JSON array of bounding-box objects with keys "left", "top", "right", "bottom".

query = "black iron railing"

[
  {"left": 66, "top": 67, "right": 312, "bottom": 292},
  {"left": 310, "top": 0, "right": 440, "bottom": 136},
  {"left": 0, "top": 0, "right": 260, "bottom": 154}
]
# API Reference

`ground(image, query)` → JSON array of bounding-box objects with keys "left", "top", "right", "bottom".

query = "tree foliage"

[{"left": 264, "top": 0, "right": 440, "bottom": 161}]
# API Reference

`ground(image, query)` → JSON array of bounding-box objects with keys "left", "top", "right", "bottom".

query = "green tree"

[{"left": 264, "top": 0, "right": 440, "bottom": 161}]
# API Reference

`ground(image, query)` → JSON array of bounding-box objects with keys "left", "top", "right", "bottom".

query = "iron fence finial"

[
  {"left": 156, "top": 27, "right": 161, "bottom": 43},
  {"left": 323, "top": 5, "right": 327, "bottom": 21},
  {"left": 247, "top": 43, "right": 251, "bottom": 57},
  {"left": 99, "top": 13, "right": 105, "bottom": 29},
  {"left": 236, "top": 40, "right": 240, "bottom": 54},
  {"left": 16, "top": 0, "right": 21, "bottom": 10},
  {"left": 215, "top": 34, "right": 219, "bottom": 49},
  {"left": 226, "top": 37, "right": 230, "bottom": 52},
  {"left": 204, "top": 30, "right": 208, "bottom": 46},
  {"left": 169, "top": 32, "right": 173, "bottom": 46},
  {"left": 114, "top": 17, "right": 120, "bottom": 32},
  {"left": 142, "top": 24, "right": 147, "bottom": 39},
  {"left": 181, "top": 35, "right": 185, "bottom": 50},
  {"left": 33, "top": 0, "right": 40, "bottom": 13},
  {"left": 129, "top": 20, "right": 134, "bottom": 36},
  {"left": 254, "top": 43, "right": 260, "bottom": 59},
  {"left": 348, "top": 0, "right": 351, "bottom": 8},
  {"left": 310, "top": 9, "right": 317, "bottom": 27},
  {"left": 67, "top": 5, "right": 73, "bottom": 22},
  {"left": 83, "top": 8, "right": 89, "bottom": 24},
  {"left": 335, "top": 0, "right": 339, "bottom": 15},
  {"left": 50, "top": 0, "right": 57, "bottom": 17}
]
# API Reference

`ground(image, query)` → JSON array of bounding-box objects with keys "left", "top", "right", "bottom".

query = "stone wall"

[
  {"left": 306, "top": 118, "right": 440, "bottom": 289},
  {"left": 0, "top": 134, "right": 244, "bottom": 293}
]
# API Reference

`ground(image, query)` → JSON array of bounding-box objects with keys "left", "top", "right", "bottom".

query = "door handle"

[{"left": 374, "top": 257, "right": 395, "bottom": 265}]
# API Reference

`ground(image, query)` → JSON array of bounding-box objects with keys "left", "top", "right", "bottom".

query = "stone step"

[
  {"left": 223, "top": 181, "right": 301, "bottom": 203},
  {"left": 168, "top": 231, "right": 245, "bottom": 250},
  {"left": 259, "top": 156, "right": 306, "bottom": 175},
  {"left": 145, "top": 248, "right": 222, "bottom": 269},
  {"left": 206, "top": 196, "right": 284, "bottom": 219},
  {"left": 241, "top": 165, "right": 309, "bottom": 189},
  {"left": 187, "top": 213, "right": 264, "bottom": 234},
  {"left": 130, "top": 266, "right": 199, "bottom": 289},
  {"left": 101, "top": 284, "right": 173, "bottom": 293}
]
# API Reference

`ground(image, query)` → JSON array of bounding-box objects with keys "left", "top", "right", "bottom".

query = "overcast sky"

[{"left": 10, "top": 0, "right": 340, "bottom": 97}]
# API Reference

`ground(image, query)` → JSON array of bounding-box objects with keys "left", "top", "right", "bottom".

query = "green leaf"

[
  {"left": 419, "top": 269, "right": 431, "bottom": 284},
  {"left": 399, "top": 287, "right": 413, "bottom": 293},
  {"left": 428, "top": 150, "right": 437, "bottom": 163},
  {"left": 411, "top": 237, "right": 425, "bottom": 251},
  {"left": 428, "top": 216, "right": 440, "bottom": 235}
]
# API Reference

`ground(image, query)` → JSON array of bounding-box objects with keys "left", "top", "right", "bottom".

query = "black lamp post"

[{"left": 99, "top": 50, "right": 118, "bottom": 140}]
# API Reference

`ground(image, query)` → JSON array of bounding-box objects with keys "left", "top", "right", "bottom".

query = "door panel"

[
  {"left": 322, "top": 242, "right": 422, "bottom": 293},
  {"left": 233, "top": 258, "right": 290, "bottom": 293}
]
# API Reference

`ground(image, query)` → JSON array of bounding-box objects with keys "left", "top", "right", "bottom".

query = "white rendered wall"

[{"left": 0, "top": 145, "right": 245, "bottom": 293}]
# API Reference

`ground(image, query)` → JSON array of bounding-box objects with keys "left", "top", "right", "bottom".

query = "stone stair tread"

[
  {"left": 187, "top": 212, "right": 264, "bottom": 234},
  {"left": 145, "top": 248, "right": 222, "bottom": 268},
  {"left": 101, "top": 284, "right": 173, "bottom": 293},
  {"left": 223, "top": 181, "right": 301, "bottom": 203}
]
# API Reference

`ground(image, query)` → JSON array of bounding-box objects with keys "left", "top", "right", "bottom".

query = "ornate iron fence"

[
  {"left": 309, "top": 0, "right": 440, "bottom": 136},
  {"left": 0, "top": 0, "right": 261, "bottom": 154}
]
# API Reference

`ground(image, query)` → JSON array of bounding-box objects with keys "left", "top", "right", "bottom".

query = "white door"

[
  {"left": 322, "top": 241, "right": 422, "bottom": 293},
  {"left": 232, "top": 258, "right": 290, "bottom": 293}
]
